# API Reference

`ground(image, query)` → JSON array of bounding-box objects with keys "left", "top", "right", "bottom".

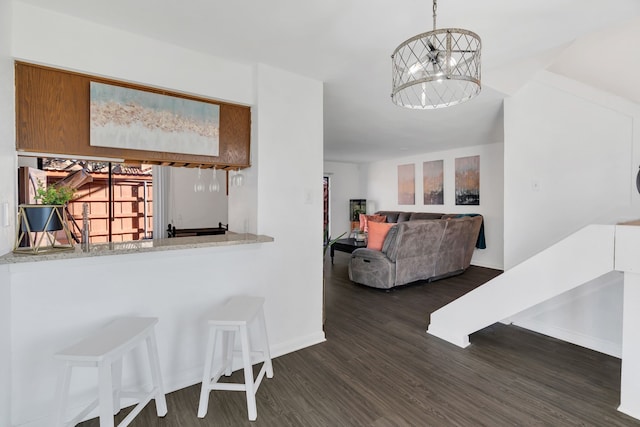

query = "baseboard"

[
  {"left": 163, "top": 330, "right": 327, "bottom": 394},
  {"left": 618, "top": 404, "right": 640, "bottom": 421},
  {"left": 270, "top": 331, "right": 327, "bottom": 358},
  {"left": 470, "top": 261, "right": 503, "bottom": 270},
  {"left": 512, "top": 317, "right": 621, "bottom": 358}
]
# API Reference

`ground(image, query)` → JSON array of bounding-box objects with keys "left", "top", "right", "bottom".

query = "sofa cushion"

[
  {"left": 397, "top": 212, "right": 412, "bottom": 222},
  {"left": 381, "top": 224, "right": 399, "bottom": 256},
  {"left": 376, "top": 211, "right": 443, "bottom": 223},
  {"left": 367, "top": 221, "right": 395, "bottom": 250},
  {"left": 409, "top": 212, "right": 444, "bottom": 220},
  {"left": 375, "top": 211, "right": 400, "bottom": 223}
]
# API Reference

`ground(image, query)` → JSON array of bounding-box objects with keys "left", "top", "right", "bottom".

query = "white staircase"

[
  {"left": 427, "top": 221, "right": 640, "bottom": 420},
  {"left": 427, "top": 224, "right": 615, "bottom": 347}
]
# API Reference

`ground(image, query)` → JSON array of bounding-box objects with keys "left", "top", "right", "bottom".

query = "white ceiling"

[{"left": 16, "top": 0, "right": 640, "bottom": 163}]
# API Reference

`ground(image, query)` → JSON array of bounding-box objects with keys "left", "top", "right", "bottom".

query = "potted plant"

[
  {"left": 22, "top": 180, "right": 76, "bottom": 232},
  {"left": 14, "top": 179, "right": 77, "bottom": 254}
]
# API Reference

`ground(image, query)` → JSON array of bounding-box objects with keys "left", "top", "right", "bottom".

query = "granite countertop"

[
  {"left": 0, "top": 232, "right": 274, "bottom": 264},
  {"left": 618, "top": 219, "right": 640, "bottom": 226}
]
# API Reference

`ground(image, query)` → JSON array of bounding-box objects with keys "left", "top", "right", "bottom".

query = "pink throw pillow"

[
  {"left": 359, "top": 214, "right": 387, "bottom": 232},
  {"left": 366, "top": 221, "right": 395, "bottom": 251}
]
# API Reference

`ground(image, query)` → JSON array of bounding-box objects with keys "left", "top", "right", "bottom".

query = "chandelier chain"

[{"left": 432, "top": 0, "right": 438, "bottom": 31}]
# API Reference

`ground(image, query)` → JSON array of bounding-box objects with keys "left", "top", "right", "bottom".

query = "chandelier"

[{"left": 391, "top": 0, "right": 481, "bottom": 109}]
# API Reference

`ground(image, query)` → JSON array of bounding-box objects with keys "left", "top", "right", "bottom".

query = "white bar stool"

[
  {"left": 198, "top": 296, "right": 274, "bottom": 421},
  {"left": 54, "top": 317, "right": 168, "bottom": 427}
]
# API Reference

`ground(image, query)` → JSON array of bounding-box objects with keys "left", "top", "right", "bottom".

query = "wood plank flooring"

[{"left": 80, "top": 253, "right": 640, "bottom": 426}]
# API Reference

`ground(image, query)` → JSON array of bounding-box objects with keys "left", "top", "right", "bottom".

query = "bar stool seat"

[
  {"left": 198, "top": 296, "right": 274, "bottom": 421},
  {"left": 54, "top": 317, "right": 167, "bottom": 427}
]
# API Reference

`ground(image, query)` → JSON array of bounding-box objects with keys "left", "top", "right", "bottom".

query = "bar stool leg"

[
  {"left": 257, "top": 310, "right": 274, "bottom": 378},
  {"left": 146, "top": 331, "right": 168, "bottom": 417},
  {"left": 198, "top": 327, "right": 217, "bottom": 418},
  {"left": 98, "top": 362, "right": 115, "bottom": 427},
  {"left": 239, "top": 325, "right": 257, "bottom": 421},
  {"left": 222, "top": 330, "right": 234, "bottom": 376},
  {"left": 54, "top": 363, "right": 72, "bottom": 427},
  {"left": 111, "top": 359, "right": 123, "bottom": 415}
]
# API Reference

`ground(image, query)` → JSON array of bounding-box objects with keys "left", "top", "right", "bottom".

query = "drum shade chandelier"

[{"left": 391, "top": 0, "right": 481, "bottom": 109}]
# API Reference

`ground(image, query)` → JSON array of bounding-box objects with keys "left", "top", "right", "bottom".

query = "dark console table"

[
  {"left": 330, "top": 238, "right": 366, "bottom": 264},
  {"left": 167, "top": 222, "right": 228, "bottom": 238}
]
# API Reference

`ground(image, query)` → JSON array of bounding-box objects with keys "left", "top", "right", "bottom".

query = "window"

[
  {"left": 19, "top": 157, "right": 153, "bottom": 243},
  {"left": 18, "top": 155, "right": 230, "bottom": 244}
]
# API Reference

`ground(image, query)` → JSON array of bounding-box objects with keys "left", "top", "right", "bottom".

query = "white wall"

[
  {"left": 11, "top": 3, "right": 253, "bottom": 106},
  {"left": 503, "top": 70, "right": 640, "bottom": 356},
  {"left": 0, "top": 0, "right": 14, "bottom": 254},
  {"left": 7, "top": 4, "right": 324, "bottom": 426},
  {"left": 504, "top": 71, "right": 637, "bottom": 269},
  {"left": 323, "top": 161, "right": 365, "bottom": 240},
  {"left": 510, "top": 271, "right": 623, "bottom": 357},
  {"left": 364, "top": 143, "right": 505, "bottom": 270},
  {"left": 0, "top": 0, "right": 14, "bottom": 425},
  {"left": 168, "top": 167, "right": 228, "bottom": 230},
  {"left": 254, "top": 62, "right": 324, "bottom": 339}
]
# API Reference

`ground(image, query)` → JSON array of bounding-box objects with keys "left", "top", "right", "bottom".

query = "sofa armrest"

[
  {"left": 349, "top": 248, "right": 396, "bottom": 289},
  {"left": 351, "top": 247, "right": 389, "bottom": 261}
]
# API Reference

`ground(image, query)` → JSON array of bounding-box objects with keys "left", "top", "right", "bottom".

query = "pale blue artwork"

[{"left": 90, "top": 82, "right": 220, "bottom": 156}]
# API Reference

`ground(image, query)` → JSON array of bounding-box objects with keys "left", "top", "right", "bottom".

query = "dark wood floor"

[{"left": 81, "top": 253, "right": 640, "bottom": 426}]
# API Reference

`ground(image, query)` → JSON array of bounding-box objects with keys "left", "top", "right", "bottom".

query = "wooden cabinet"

[{"left": 15, "top": 62, "right": 251, "bottom": 169}]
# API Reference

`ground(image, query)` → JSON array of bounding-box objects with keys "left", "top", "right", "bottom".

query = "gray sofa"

[{"left": 348, "top": 213, "right": 483, "bottom": 289}]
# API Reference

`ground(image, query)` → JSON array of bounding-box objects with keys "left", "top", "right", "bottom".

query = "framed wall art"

[
  {"left": 423, "top": 160, "right": 444, "bottom": 205},
  {"left": 90, "top": 82, "right": 220, "bottom": 156},
  {"left": 398, "top": 163, "right": 415, "bottom": 205},
  {"left": 455, "top": 155, "right": 480, "bottom": 205}
]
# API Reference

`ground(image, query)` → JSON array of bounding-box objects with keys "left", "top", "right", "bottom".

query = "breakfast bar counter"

[
  {"left": 0, "top": 228, "right": 326, "bottom": 427},
  {"left": 0, "top": 232, "right": 274, "bottom": 264}
]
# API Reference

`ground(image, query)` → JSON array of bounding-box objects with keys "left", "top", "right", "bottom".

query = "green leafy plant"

[
  {"left": 34, "top": 180, "right": 76, "bottom": 205},
  {"left": 323, "top": 228, "right": 346, "bottom": 257}
]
